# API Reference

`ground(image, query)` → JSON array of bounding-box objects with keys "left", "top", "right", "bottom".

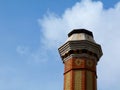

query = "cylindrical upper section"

[{"left": 66, "top": 29, "right": 95, "bottom": 43}]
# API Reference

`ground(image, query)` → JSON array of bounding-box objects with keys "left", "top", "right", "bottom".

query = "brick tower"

[{"left": 58, "top": 29, "right": 103, "bottom": 90}]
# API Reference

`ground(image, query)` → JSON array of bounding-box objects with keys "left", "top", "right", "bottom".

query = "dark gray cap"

[{"left": 68, "top": 29, "right": 93, "bottom": 37}]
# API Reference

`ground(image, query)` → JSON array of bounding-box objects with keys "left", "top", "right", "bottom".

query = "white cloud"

[{"left": 39, "top": 0, "right": 120, "bottom": 89}]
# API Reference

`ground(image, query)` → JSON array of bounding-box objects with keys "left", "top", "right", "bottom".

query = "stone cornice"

[{"left": 58, "top": 40, "right": 103, "bottom": 62}]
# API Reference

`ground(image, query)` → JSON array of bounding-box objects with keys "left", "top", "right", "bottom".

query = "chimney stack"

[{"left": 58, "top": 29, "right": 103, "bottom": 90}]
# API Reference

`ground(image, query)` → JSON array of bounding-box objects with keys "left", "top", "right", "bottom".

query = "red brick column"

[{"left": 64, "top": 57, "right": 97, "bottom": 90}]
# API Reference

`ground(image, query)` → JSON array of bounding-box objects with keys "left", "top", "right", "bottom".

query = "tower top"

[{"left": 59, "top": 28, "right": 102, "bottom": 62}]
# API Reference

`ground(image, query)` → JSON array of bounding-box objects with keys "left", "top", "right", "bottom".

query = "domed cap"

[{"left": 66, "top": 29, "right": 95, "bottom": 42}]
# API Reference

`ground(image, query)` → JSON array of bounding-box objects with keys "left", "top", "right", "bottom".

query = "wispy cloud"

[
  {"left": 16, "top": 45, "right": 49, "bottom": 64},
  {"left": 16, "top": 46, "right": 30, "bottom": 55},
  {"left": 38, "top": 0, "right": 120, "bottom": 89}
]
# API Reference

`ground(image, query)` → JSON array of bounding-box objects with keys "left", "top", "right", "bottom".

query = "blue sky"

[{"left": 0, "top": 0, "right": 120, "bottom": 90}]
